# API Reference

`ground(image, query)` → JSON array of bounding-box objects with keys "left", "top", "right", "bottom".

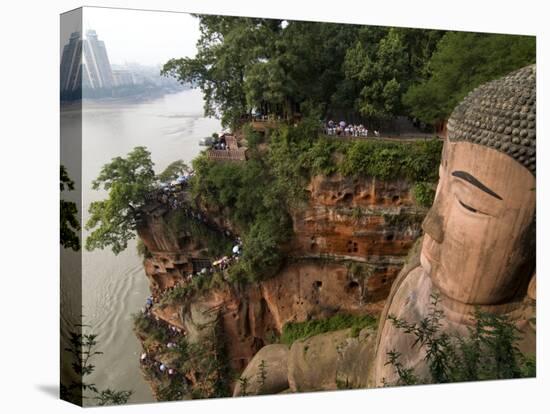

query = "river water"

[{"left": 61, "top": 89, "right": 220, "bottom": 404}]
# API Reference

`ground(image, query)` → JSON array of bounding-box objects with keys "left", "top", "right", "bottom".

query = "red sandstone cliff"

[{"left": 135, "top": 173, "right": 427, "bottom": 396}]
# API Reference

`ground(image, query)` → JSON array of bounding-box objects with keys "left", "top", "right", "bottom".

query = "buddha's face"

[{"left": 420, "top": 140, "right": 536, "bottom": 305}]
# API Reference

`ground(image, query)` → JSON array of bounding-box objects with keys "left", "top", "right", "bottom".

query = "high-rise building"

[
  {"left": 82, "top": 30, "right": 113, "bottom": 90},
  {"left": 112, "top": 69, "right": 135, "bottom": 87},
  {"left": 60, "top": 29, "right": 114, "bottom": 96},
  {"left": 60, "top": 31, "right": 83, "bottom": 93}
]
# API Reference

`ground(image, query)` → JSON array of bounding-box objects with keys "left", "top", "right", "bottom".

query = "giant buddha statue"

[
  {"left": 372, "top": 65, "right": 536, "bottom": 385},
  {"left": 232, "top": 66, "right": 536, "bottom": 395}
]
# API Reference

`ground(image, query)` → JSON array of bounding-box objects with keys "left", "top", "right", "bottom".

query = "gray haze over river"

[{"left": 61, "top": 89, "right": 221, "bottom": 404}]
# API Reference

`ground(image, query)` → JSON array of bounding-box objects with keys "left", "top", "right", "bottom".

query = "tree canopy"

[
  {"left": 60, "top": 165, "right": 80, "bottom": 251},
  {"left": 344, "top": 27, "right": 445, "bottom": 120},
  {"left": 85, "top": 146, "right": 156, "bottom": 255},
  {"left": 157, "top": 160, "right": 190, "bottom": 182},
  {"left": 164, "top": 16, "right": 535, "bottom": 129},
  {"left": 162, "top": 17, "right": 402, "bottom": 127},
  {"left": 403, "top": 32, "right": 536, "bottom": 125}
]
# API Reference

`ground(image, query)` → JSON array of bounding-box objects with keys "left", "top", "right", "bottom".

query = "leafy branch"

[
  {"left": 61, "top": 322, "right": 132, "bottom": 406},
  {"left": 384, "top": 294, "right": 535, "bottom": 386}
]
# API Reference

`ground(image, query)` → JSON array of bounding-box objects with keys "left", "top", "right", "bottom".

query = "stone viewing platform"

[
  {"left": 206, "top": 133, "right": 248, "bottom": 162},
  {"left": 207, "top": 147, "right": 247, "bottom": 161}
]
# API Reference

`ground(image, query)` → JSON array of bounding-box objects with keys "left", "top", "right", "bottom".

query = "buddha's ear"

[{"left": 527, "top": 273, "right": 536, "bottom": 301}]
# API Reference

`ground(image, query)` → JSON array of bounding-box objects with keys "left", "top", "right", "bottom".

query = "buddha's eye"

[
  {"left": 458, "top": 199, "right": 488, "bottom": 215},
  {"left": 459, "top": 200, "right": 477, "bottom": 213}
]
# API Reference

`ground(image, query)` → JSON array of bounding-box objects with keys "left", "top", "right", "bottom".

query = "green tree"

[
  {"left": 244, "top": 57, "right": 296, "bottom": 118},
  {"left": 60, "top": 165, "right": 80, "bottom": 251},
  {"left": 344, "top": 28, "right": 409, "bottom": 120},
  {"left": 85, "top": 146, "right": 156, "bottom": 255},
  {"left": 163, "top": 16, "right": 283, "bottom": 128},
  {"left": 337, "top": 26, "right": 444, "bottom": 122},
  {"left": 190, "top": 153, "right": 292, "bottom": 282},
  {"left": 403, "top": 32, "right": 536, "bottom": 125},
  {"left": 61, "top": 323, "right": 132, "bottom": 406},
  {"left": 384, "top": 294, "right": 536, "bottom": 385},
  {"left": 157, "top": 160, "right": 189, "bottom": 182},
  {"left": 163, "top": 16, "right": 365, "bottom": 126},
  {"left": 394, "top": 27, "right": 446, "bottom": 82},
  {"left": 272, "top": 21, "right": 360, "bottom": 117},
  {"left": 163, "top": 16, "right": 451, "bottom": 125},
  {"left": 238, "top": 213, "right": 290, "bottom": 281}
]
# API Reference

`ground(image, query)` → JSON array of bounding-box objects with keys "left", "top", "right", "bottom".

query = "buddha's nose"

[{"left": 422, "top": 196, "right": 445, "bottom": 243}]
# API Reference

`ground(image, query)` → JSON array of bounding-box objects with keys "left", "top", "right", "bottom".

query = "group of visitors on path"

[
  {"left": 157, "top": 237, "right": 244, "bottom": 297},
  {"left": 325, "top": 120, "right": 380, "bottom": 137},
  {"left": 146, "top": 171, "right": 194, "bottom": 208},
  {"left": 139, "top": 305, "right": 187, "bottom": 378}
]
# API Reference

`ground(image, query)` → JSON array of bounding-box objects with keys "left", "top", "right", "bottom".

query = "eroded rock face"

[
  {"left": 233, "top": 344, "right": 290, "bottom": 396},
  {"left": 137, "top": 209, "right": 233, "bottom": 296},
  {"left": 136, "top": 173, "right": 426, "bottom": 396},
  {"left": 152, "top": 260, "right": 376, "bottom": 379},
  {"left": 260, "top": 261, "right": 379, "bottom": 331},
  {"left": 287, "top": 327, "right": 375, "bottom": 392},
  {"left": 291, "top": 174, "right": 425, "bottom": 301}
]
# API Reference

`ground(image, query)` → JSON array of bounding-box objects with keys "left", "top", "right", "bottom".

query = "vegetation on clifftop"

[
  {"left": 403, "top": 32, "right": 536, "bottom": 125},
  {"left": 280, "top": 313, "right": 377, "bottom": 345},
  {"left": 190, "top": 140, "right": 293, "bottom": 282},
  {"left": 190, "top": 120, "right": 441, "bottom": 282},
  {"left": 85, "top": 146, "right": 156, "bottom": 255},
  {"left": 163, "top": 15, "right": 534, "bottom": 129},
  {"left": 266, "top": 117, "right": 442, "bottom": 206}
]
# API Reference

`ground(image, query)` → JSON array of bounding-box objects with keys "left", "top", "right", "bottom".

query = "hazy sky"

[{"left": 70, "top": 7, "right": 201, "bottom": 66}]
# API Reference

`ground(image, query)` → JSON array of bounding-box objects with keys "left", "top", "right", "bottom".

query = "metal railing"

[{"left": 207, "top": 148, "right": 247, "bottom": 161}]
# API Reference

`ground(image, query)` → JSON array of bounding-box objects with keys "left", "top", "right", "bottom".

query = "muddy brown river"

[{"left": 61, "top": 88, "right": 220, "bottom": 404}]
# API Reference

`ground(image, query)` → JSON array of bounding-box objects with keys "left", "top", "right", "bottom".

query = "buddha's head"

[{"left": 421, "top": 65, "right": 536, "bottom": 306}]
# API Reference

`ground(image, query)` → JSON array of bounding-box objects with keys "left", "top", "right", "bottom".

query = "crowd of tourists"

[
  {"left": 145, "top": 172, "right": 194, "bottom": 208},
  {"left": 157, "top": 237, "right": 244, "bottom": 296},
  {"left": 324, "top": 120, "right": 380, "bottom": 137},
  {"left": 145, "top": 175, "right": 231, "bottom": 240},
  {"left": 211, "top": 238, "right": 243, "bottom": 272},
  {"left": 140, "top": 350, "right": 184, "bottom": 379},
  {"left": 201, "top": 237, "right": 243, "bottom": 275},
  {"left": 210, "top": 134, "right": 232, "bottom": 150},
  {"left": 139, "top": 306, "right": 187, "bottom": 378},
  {"left": 142, "top": 297, "right": 183, "bottom": 337}
]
